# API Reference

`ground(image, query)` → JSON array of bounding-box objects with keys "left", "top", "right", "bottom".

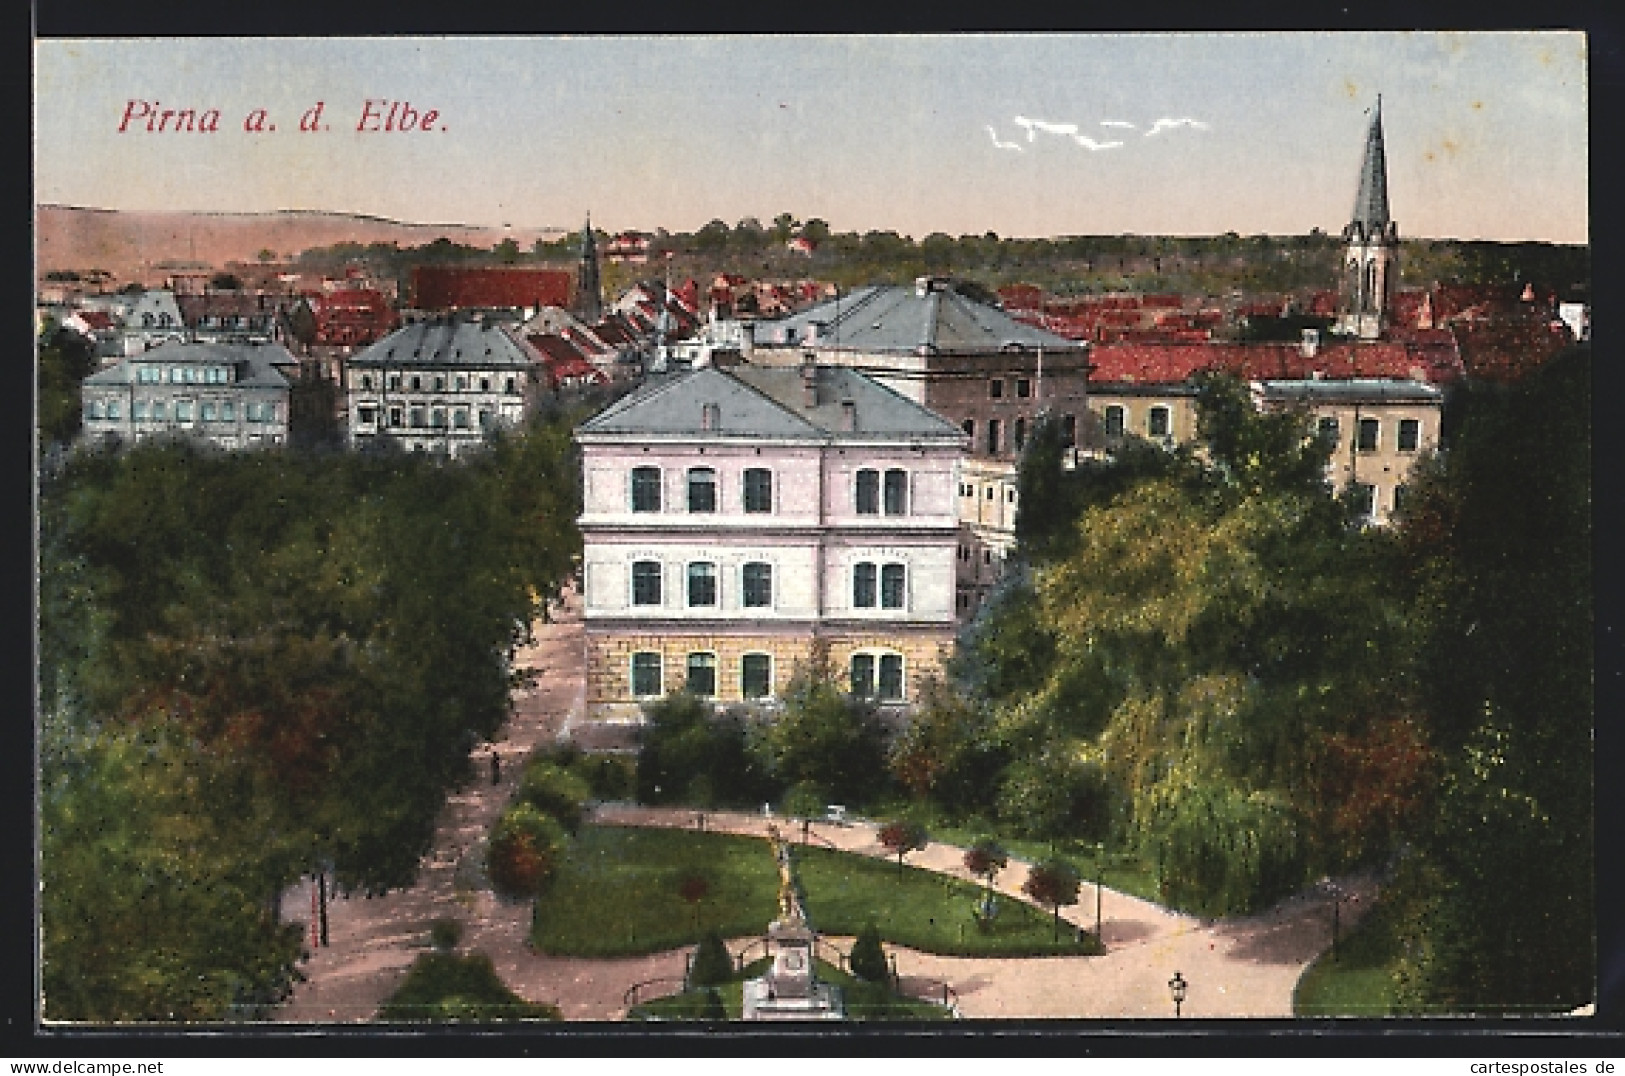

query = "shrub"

[
  {"left": 638, "top": 693, "right": 767, "bottom": 806},
  {"left": 689, "top": 929, "right": 734, "bottom": 987},
  {"left": 486, "top": 804, "right": 569, "bottom": 900},
  {"left": 429, "top": 918, "right": 463, "bottom": 950},
  {"left": 877, "top": 819, "right": 929, "bottom": 875},
  {"left": 699, "top": 987, "right": 726, "bottom": 1020},
  {"left": 849, "top": 923, "right": 889, "bottom": 983},
  {"left": 517, "top": 760, "right": 592, "bottom": 833},
  {"left": 577, "top": 753, "right": 634, "bottom": 800},
  {"left": 377, "top": 952, "right": 559, "bottom": 1023}
]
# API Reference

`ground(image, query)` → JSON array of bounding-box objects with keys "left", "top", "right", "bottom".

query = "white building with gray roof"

[
  {"left": 574, "top": 359, "right": 967, "bottom": 726},
  {"left": 344, "top": 317, "right": 546, "bottom": 456},
  {"left": 79, "top": 340, "right": 294, "bottom": 450}
]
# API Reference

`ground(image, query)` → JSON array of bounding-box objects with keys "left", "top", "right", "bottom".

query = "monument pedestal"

[{"left": 741, "top": 917, "right": 844, "bottom": 1020}]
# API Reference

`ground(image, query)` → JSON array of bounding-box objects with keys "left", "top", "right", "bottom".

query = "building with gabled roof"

[
  {"left": 79, "top": 340, "right": 294, "bottom": 450},
  {"left": 344, "top": 317, "right": 545, "bottom": 456},
  {"left": 410, "top": 266, "right": 573, "bottom": 317},
  {"left": 574, "top": 359, "right": 967, "bottom": 727}
]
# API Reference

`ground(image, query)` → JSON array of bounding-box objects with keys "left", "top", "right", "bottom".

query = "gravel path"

[{"left": 275, "top": 592, "right": 1379, "bottom": 1023}]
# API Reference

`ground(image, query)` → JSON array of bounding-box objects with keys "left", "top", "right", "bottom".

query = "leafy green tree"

[
  {"left": 848, "top": 923, "right": 889, "bottom": 983},
  {"left": 486, "top": 804, "right": 569, "bottom": 900},
  {"left": 963, "top": 837, "right": 1009, "bottom": 906},
  {"left": 688, "top": 929, "right": 734, "bottom": 987},
  {"left": 756, "top": 666, "right": 889, "bottom": 806},
  {"left": 37, "top": 320, "right": 98, "bottom": 449},
  {"left": 637, "top": 693, "right": 765, "bottom": 806},
  {"left": 887, "top": 674, "right": 1006, "bottom": 814}
]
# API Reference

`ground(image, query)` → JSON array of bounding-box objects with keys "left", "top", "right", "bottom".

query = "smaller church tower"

[
  {"left": 574, "top": 214, "right": 603, "bottom": 325},
  {"left": 1336, "top": 98, "right": 1400, "bottom": 340}
]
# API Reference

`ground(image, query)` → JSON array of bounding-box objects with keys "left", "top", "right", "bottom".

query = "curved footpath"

[{"left": 276, "top": 595, "right": 1379, "bottom": 1023}]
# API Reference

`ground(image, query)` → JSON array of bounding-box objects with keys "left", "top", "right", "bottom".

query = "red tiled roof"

[
  {"left": 75, "top": 310, "right": 117, "bottom": 331},
  {"left": 411, "top": 267, "right": 572, "bottom": 312},
  {"left": 1089, "top": 338, "right": 1466, "bottom": 386}
]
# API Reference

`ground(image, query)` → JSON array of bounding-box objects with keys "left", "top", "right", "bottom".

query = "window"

[
  {"left": 855, "top": 469, "right": 880, "bottom": 514},
  {"left": 1318, "top": 416, "right": 1341, "bottom": 446},
  {"left": 457, "top": 375, "right": 468, "bottom": 390},
  {"left": 151, "top": 401, "right": 166, "bottom": 421},
  {"left": 411, "top": 375, "right": 422, "bottom": 391},
  {"left": 687, "top": 562, "right": 717, "bottom": 607},
  {"left": 1016, "top": 378, "right": 1031, "bottom": 398},
  {"left": 743, "top": 468, "right": 772, "bottom": 513},
  {"left": 410, "top": 407, "right": 425, "bottom": 428},
  {"left": 200, "top": 401, "right": 216, "bottom": 422},
  {"left": 962, "top": 418, "right": 975, "bottom": 440},
  {"left": 686, "top": 653, "right": 717, "bottom": 697},
  {"left": 221, "top": 401, "right": 235, "bottom": 421},
  {"left": 881, "top": 563, "right": 906, "bottom": 609},
  {"left": 1357, "top": 418, "right": 1380, "bottom": 452},
  {"left": 850, "top": 653, "right": 876, "bottom": 697},
  {"left": 1148, "top": 406, "right": 1171, "bottom": 438},
  {"left": 883, "top": 469, "right": 908, "bottom": 515},
  {"left": 435, "top": 375, "right": 446, "bottom": 391},
  {"left": 453, "top": 409, "right": 469, "bottom": 428},
  {"left": 169, "top": 367, "right": 183, "bottom": 384},
  {"left": 986, "top": 418, "right": 1001, "bottom": 454},
  {"left": 878, "top": 654, "right": 904, "bottom": 701},
  {"left": 358, "top": 405, "right": 377, "bottom": 425},
  {"left": 1062, "top": 414, "right": 1077, "bottom": 446},
  {"left": 1392, "top": 484, "right": 1409, "bottom": 516},
  {"left": 742, "top": 562, "right": 772, "bottom": 608},
  {"left": 853, "top": 562, "right": 877, "bottom": 608},
  {"left": 478, "top": 409, "right": 493, "bottom": 430},
  {"left": 1014, "top": 417, "right": 1027, "bottom": 451},
  {"left": 86, "top": 400, "right": 104, "bottom": 420},
  {"left": 631, "top": 652, "right": 663, "bottom": 697},
  {"left": 631, "top": 466, "right": 662, "bottom": 512},
  {"left": 183, "top": 367, "right": 198, "bottom": 384},
  {"left": 480, "top": 377, "right": 491, "bottom": 391},
  {"left": 389, "top": 407, "right": 403, "bottom": 428},
  {"left": 389, "top": 374, "right": 402, "bottom": 391},
  {"left": 132, "top": 401, "right": 147, "bottom": 421},
  {"left": 1104, "top": 405, "right": 1125, "bottom": 438},
  {"left": 741, "top": 654, "right": 772, "bottom": 699},
  {"left": 687, "top": 467, "right": 717, "bottom": 512},
  {"left": 1397, "top": 418, "right": 1420, "bottom": 452},
  {"left": 361, "top": 374, "right": 373, "bottom": 391},
  {"left": 431, "top": 408, "right": 446, "bottom": 428},
  {"left": 632, "top": 561, "right": 662, "bottom": 606},
  {"left": 989, "top": 379, "right": 1004, "bottom": 399},
  {"left": 175, "top": 400, "right": 193, "bottom": 422},
  {"left": 505, "top": 376, "right": 517, "bottom": 394}
]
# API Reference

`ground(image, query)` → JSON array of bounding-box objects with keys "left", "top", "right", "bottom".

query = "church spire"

[
  {"left": 1349, "top": 95, "right": 1390, "bottom": 237},
  {"left": 575, "top": 213, "right": 603, "bottom": 325}
]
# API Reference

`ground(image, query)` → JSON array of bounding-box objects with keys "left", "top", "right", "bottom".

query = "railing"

[
  {"left": 895, "top": 974, "right": 960, "bottom": 1016},
  {"left": 622, "top": 975, "right": 690, "bottom": 1010}
]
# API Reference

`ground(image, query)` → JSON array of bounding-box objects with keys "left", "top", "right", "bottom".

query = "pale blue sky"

[{"left": 33, "top": 32, "right": 1589, "bottom": 242}]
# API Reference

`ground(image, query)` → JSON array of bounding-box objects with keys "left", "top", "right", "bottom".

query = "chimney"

[
  {"left": 701, "top": 402, "right": 720, "bottom": 431},
  {"left": 801, "top": 356, "right": 818, "bottom": 407},
  {"left": 840, "top": 399, "right": 858, "bottom": 432},
  {"left": 1301, "top": 327, "right": 1320, "bottom": 358}
]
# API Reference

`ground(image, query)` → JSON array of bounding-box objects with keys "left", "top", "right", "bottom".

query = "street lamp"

[
  {"left": 1320, "top": 877, "right": 1345, "bottom": 962},
  {"left": 1168, "top": 971, "right": 1187, "bottom": 1018}
]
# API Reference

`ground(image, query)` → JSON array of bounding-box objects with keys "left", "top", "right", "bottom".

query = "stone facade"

[{"left": 79, "top": 340, "right": 294, "bottom": 450}]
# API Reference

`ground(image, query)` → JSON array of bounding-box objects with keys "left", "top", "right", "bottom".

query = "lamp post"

[
  {"left": 1094, "top": 842, "right": 1104, "bottom": 945},
  {"left": 1320, "top": 877, "right": 1345, "bottom": 962},
  {"left": 1168, "top": 971, "right": 1187, "bottom": 1019}
]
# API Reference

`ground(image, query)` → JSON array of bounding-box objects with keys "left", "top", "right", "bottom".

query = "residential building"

[
  {"left": 1253, "top": 378, "right": 1442, "bottom": 525},
  {"left": 750, "top": 276, "right": 1090, "bottom": 617},
  {"left": 344, "top": 317, "right": 546, "bottom": 456},
  {"left": 574, "top": 360, "right": 967, "bottom": 725},
  {"left": 178, "top": 291, "right": 284, "bottom": 345},
  {"left": 78, "top": 340, "right": 293, "bottom": 450},
  {"left": 409, "top": 266, "right": 573, "bottom": 320}
]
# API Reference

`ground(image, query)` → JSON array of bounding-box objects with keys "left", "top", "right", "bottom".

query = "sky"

[{"left": 33, "top": 32, "right": 1589, "bottom": 243}]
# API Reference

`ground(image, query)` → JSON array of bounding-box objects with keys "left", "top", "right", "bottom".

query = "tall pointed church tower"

[
  {"left": 1335, "top": 98, "right": 1399, "bottom": 340},
  {"left": 575, "top": 214, "right": 603, "bottom": 325}
]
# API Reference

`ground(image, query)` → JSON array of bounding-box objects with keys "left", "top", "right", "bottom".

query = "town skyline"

[{"left": 34, "top": 32, "right": 1589, "bottom": 246}]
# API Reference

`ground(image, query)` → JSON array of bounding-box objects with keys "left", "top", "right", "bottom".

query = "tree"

[
  {"left": 688, "top": 929, "right": 733, "bottom": 987},
  {"left": 756, "top": 668, "right": 889, "bottom": 806},
  {"left": 848, "top": 923, "right": 889, "bottom": 983},
  {"left": 963, "top": 837, "right": 1009, "bottom": 896},
  {"left": 772, "top": 213, "right": 800, "bottom": 244},
  {"left": 37, "top": 320, "right": 99, "bottom": 448},
  {"left": 486, "top": 804, "right": 568, "bottom": 900},
  {"left": 1022, "top": 858, "right": 1082, "bottom": 941},
  {"left": 877, "top": 819, "right": 928, "bottom": 877},
  {"left": 887, "top": 674, "right": 1005, "bottom": 813},
  {"left": 678, "top": 871, "right": 712, "bottom": 931}
]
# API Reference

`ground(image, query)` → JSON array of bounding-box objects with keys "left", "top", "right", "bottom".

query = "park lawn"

[
  {"left": 531, "top": 825, "right": 1099, "bottom": 959},
  {"left": 628, "top": 959, "right": 952, "bottom": 1022},
  {"left": 1292, "top": 894, "right": 1403, "bottom": 1017},
  {"left": 377, "top": 952, "right": 561, "bottom": 1023}
]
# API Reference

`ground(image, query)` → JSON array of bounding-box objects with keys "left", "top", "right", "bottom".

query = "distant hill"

[{"left": 35, "top": 205, "right": 569, "bottom": 284}]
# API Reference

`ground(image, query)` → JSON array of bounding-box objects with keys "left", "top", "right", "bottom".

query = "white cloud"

[
  {"left": 1145, "top": 117, "right": 1211, "bottom": 137},
  {"left": 1072, "top": 134, "right": 1125, "bottom": 151},
  {"left": 985, "top": 125, "right": 1024, "bottom": 152}
]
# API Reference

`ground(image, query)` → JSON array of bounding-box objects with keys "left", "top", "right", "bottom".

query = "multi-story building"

[
  {"left": 78, "top": 340, "right": 293, "bottom": 450},
  {"left": 574, "top": 359, "right": 967, "bottom": 726},
  {"left": 1253, "top": 378, "right": 1443, "bottom": 525},
  {"left": 750, "top": 276, "right": 1090, "bottom": 618},
  {"left": 344, "top": 318, "right": 545, "bottom": 456}
]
